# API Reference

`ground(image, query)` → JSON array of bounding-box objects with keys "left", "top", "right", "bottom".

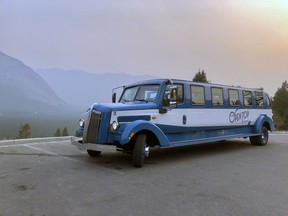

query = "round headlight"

[
  {"left": 79, "top": 119, "right": 85, "bottom": 127},
  {"left": 111, "top": 121, "right": 119, "bottom": 131}
]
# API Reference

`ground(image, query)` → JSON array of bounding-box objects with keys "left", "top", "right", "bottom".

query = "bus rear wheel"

[{"left": 250, "top": 126, "right": 269, "bottom": 146}]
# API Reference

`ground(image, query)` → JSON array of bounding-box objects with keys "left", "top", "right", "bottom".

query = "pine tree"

[
  {"left": 272, "top": 81, "right": 288, "bottom": 130},
  {"left": 192, "top": 69, "right": 209, "bottom": 83},
  {"left": 54, "top": 128, "right": 62, "bottom": 137},
  {"left": 19, "top": 123, "right": 31, "bottom": 139},
  {"left": 62, "top": 127, "right": 69, "bottom": 136}
]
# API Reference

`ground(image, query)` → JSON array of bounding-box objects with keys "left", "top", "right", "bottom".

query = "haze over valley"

[
  {"left": 36, "top": 68, "right": 156, "bottom": 109},
  {"left": 0, "top": 51, "right": 156, "bottom": 139}
]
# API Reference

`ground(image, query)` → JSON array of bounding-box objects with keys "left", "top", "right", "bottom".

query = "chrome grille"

[{"left": 83, "top": 110, "right": 101, "bottom": 143}]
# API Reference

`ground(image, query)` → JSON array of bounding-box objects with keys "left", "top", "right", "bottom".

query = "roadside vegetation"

[
  {"left": 272, "top": 81, "right": 288, "bottom": 131},
  {"left": 0, "top": 113, "right": 78, "bottom": 140}
]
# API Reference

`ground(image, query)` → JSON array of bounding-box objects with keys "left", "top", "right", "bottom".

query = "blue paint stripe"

[
  {"left": 161, "top": 125, "right": 255, "bottom": 147},
  {"left": 156, "top": 124, "right": 245, "bottom": 133},
  {"left": 118, "top": 115, "right": 151, "bottom": 122}
]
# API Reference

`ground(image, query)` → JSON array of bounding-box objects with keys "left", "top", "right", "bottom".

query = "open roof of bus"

[{"left": 126, "top": 78, "right": 265, "bottom": 92}]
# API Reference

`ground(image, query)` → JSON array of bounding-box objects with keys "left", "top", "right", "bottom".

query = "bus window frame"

[
  {"left": 243, "top": 90, "right": 253, "bottom": 107},
  {"left": 255, "top": 91, "right": 264, "bottom": 108},
  {"left": 211, "top": 87, "right": 224, "bottom": 107},
  {"left": 174, "top": 84, "right": 184, "bottom": 105},
  {"left": 228, "top": 89, "right": 240, "bottom": 107},
  {"left": 190, "top": 85, "right": 206, "bottom": 106},
  {"left": 264, "top": 93, "right": 271, "bottom": 107}
]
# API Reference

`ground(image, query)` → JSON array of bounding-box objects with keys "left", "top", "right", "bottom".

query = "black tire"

[
  {"left": 133, "top": 134, "right": 147, "bottom": 168},
  {"left": 87, "top": 149, "right": 101, "bottom": 157},
  {"left": 250, "top": 126, "right": 269, "bottom": 146}
]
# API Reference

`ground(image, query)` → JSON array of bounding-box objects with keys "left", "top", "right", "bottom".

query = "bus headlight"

[
  {"left": 79, "top": 119, "right": 85, "bottom": 128},
  {"left": 111, "top": 121, "right": 119, "bottom": 131}
]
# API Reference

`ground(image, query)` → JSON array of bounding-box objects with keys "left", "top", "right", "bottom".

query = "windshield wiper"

[
  {"left": 134, "top": 99, "right": 148, "bottom": 103},
  {"left": 121, "top": 99, "right": 130, "bottom": 103}
]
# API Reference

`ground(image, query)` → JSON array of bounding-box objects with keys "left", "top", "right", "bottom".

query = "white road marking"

[
  {"left": 2, "top": 142, "right": 125, "bottom": 175},
  {"left": 25, "top": 144, "right": 124, "bottom": 175},
  {"left": 22, "top": 144, "right": 58, "bottom": 156}
]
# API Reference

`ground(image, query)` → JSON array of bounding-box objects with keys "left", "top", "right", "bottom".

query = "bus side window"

[
  {"left": 243, "top": 91, "right": 252, "bottom": 107},
  {"left": 264, "top": 93, "right": 271, "bottom": 107},
  {"left": 228, "top": 89, "right": 240, "bottom": 106},
  {"left": 256, "top": 92, "right": 264, "bottom": 107},
  {"left": 191, "top": 85, "right": 205, "bottom": 105},
  {"left": 212, "top": 87, "right": 224, "bottom": 106},
  {"left": 174, "top": 84, "right": 184, "bottom": 104}
]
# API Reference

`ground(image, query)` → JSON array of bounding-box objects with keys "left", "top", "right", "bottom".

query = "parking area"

[{"left": 0, "top": 133, "right": 288, "bottom": 216}]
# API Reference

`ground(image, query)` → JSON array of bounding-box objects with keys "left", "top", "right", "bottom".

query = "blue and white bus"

[{"left": 73, "top": 79, "right": 275, "bottom": 167}]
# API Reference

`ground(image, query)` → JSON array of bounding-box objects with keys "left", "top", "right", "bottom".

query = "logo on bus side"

[{"left": 229, "top": 109, "right": 249, "bottom": 123}]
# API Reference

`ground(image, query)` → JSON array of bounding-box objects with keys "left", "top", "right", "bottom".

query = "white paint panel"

[{"left": 110, "top": 108, "right": 272, "bottom": 128}]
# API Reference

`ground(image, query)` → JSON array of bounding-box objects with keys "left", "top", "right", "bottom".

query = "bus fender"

[
  {"left": 253, "top": 115, "right": 275, "bottom": 134},
  {"left": 119, "top": 120, "right": 169, "bottom": 147}
]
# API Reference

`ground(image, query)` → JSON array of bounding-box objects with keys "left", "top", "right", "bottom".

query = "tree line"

[
  {"left": 271, "top": 81, "right": 288, "bottom": 130},
  {"left": 18, "top": 124, "right": 70, "bottom": 139}
]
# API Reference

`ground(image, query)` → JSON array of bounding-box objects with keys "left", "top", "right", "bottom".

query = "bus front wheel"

[
  {"left": 250, "top": 126, "right": 269, "bottom": 146},
  {"left": 133, "top": 134, "right": 149, "bottom": 168}
]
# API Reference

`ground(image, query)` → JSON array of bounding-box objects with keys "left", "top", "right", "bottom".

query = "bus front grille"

[{"left": 83, "top": 110, "right": 101, "bottom": 144}]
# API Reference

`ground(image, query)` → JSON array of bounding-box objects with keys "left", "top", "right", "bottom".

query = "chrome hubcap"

[{"left": 144, "top": 146, "right": 150, "bottom": 157}]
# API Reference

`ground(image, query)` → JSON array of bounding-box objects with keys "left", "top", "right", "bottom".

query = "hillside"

[
  {"left": 0, "top": 52, "right": 68, "bottom": 114},
  {"left": 36, "top": 68, "right": 157, "bottom": 109}
]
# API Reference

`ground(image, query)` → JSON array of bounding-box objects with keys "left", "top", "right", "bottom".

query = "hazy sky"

[{"left": 1, "top": 0, "right": 287, "bottom": 96}]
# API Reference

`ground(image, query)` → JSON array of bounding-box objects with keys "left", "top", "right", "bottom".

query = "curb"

[{"left": 0, "top": 136, "right": 73, "bottom": 146}]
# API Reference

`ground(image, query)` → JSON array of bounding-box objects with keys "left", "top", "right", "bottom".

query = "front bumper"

[{"left": 71, "top": 136, "right": 116, "bottom": 152}]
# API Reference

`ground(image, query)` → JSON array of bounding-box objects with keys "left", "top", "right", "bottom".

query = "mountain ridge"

[
  {"left": 0, "top": 52, "right": 69, "bottom": 114},
  {"left": 36, "top": 68, "right": 158, "bottom": 109}
]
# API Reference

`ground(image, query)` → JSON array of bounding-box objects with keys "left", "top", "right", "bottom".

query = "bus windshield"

[{"left": 120, "top": 84, "right": 160, "bottom": 103}]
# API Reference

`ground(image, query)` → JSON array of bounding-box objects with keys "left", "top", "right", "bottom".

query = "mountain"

[
  {"left": 36, "top": 68, "right": 157, "bottom": 109},
  {"left": 0, "top": 52, "right": 68, "bottom": 114}
]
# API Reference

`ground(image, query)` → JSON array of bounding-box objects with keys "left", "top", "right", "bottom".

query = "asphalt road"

[{"left": 0, "top": 133, "right": 287, "bottom": 216}]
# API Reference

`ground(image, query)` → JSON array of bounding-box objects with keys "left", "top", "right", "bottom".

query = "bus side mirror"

[
  {"left": 112, "top": 92, "right": 116, "bottom": 103},
  {"left": 112, "top": 85, "right": 125, "bottom": 103}
]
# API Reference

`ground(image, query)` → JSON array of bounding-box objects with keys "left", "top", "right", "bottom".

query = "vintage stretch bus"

[{"left": 72, "top": 79, "right": 275, "bottom": 167}]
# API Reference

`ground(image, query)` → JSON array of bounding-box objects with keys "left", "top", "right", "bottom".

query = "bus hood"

[{"left": 89, "top": 102, "right": 158, "bottom": 113}]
